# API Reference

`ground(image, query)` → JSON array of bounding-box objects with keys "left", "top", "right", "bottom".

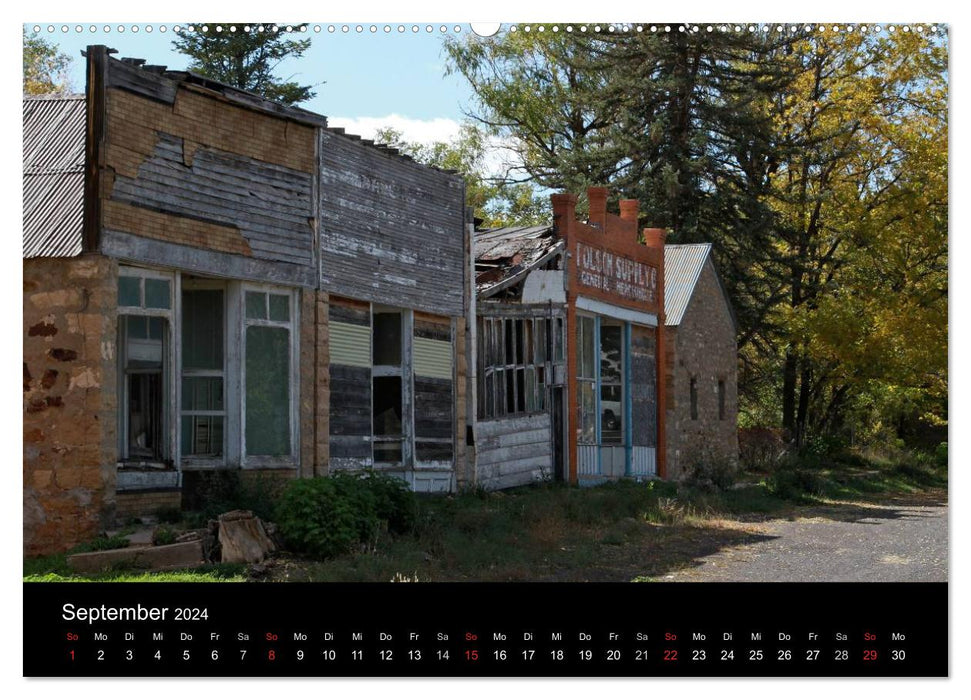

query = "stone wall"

[
  {"left": 23, "top": 255, "right": 118, "bottom": 555},
  {"left": 115, "top": 490, "right": 182, "bottom": 521},
  {"left": 665, "top": 260, "right": 738, "bottom": 479}
]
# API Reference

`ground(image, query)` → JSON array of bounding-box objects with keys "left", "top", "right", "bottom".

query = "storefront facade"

[{"left": 553, "top": 188, "right": 667, "bottom": 483}]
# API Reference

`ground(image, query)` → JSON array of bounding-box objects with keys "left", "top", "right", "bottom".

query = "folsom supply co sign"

[{"left": 576, "top": 242, "right": 658, "bottom": 304}]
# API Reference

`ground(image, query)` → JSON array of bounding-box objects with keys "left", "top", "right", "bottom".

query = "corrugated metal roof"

[
  {"left": 664, "top": 243, "right": 712, "bottom": 326},
  {"left": 23, "top": 95, "right": 85, "bottom": 258}
]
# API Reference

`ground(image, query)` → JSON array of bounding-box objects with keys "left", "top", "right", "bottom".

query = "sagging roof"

[
  {"left": 474, "top": 224, "right": 563, "bottom": 297},
  {"left": 665, "top": 243, "right": 736, "bottom": 331},
  {"left": 23, "top": 95, "right": 86, "bottom": 258}
]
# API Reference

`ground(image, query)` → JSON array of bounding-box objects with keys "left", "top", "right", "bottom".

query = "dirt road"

[{"left": 665, "top": 491, "right": 948, "bottom": 582}]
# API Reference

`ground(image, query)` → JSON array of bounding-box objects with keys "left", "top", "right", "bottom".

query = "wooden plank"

[
  {"left": 107, "top": 58, "right": 178, "bottom": 104},
  {"left": 318, "top": 131, "right": 466, "bottom": 317},
  {"left": 102, "top": 229, "right": 315, "bottom": 287}
]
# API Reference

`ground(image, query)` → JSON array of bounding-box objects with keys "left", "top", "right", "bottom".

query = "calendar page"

[{"left": 21, "top": 8, "right": 949, "bottom": 683}]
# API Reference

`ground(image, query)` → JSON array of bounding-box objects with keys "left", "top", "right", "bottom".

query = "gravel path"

[{"left": 666, "top": 491, "right": 948, "bottom": 582}]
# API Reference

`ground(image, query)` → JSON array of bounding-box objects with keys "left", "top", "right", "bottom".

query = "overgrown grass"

[
  {"left": 24, "top": 565, "right": 246, "bottom": 583},
  {"left": 25, "top": 447, "right": 945, "bottom": 583}
]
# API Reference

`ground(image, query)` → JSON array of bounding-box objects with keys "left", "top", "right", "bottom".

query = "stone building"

[
  {"left": 663, "top": 244, "right": 739, "bottom": 479},
  {"left": 23, "top": 46, "right": 468, "bottom": 555}
]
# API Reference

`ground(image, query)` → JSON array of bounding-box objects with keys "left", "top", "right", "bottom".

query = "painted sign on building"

[{"left": 576, "top": 242, "right": 658, "bottom": 303}]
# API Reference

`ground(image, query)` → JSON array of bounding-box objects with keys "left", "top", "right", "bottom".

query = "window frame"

[
  {"left": 371, "top": 305, "right": 409, "bottom": 467},
  {"left": 117, "top": 266, "right": 176, "bottom": 467},
  {"left": 240, "top": 283, "right": 300, "bottom": 468}
]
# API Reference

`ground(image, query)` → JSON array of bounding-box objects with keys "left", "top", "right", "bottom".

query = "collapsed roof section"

[{"left": 474, "top": 224, "right": 564, "bottom": 299}]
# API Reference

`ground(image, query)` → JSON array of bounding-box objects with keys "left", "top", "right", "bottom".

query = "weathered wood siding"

[
  {"left": 475, "top": 413, "right": 552, "bottom": 490},
  {"left": 318, "top": 129, "right": 465, "bottom": 316},
  {"left": 101, "top": 58, "right": 317, "bottom": 287},
  {"left": 328, "top": 300, "right": 372, "bottom": 469},
  {"left": 413, "top": 315, "right": 454, "bottom": 465}
]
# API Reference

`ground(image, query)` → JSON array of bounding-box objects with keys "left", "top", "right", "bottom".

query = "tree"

[
  {"left": 445, "top": 26, "right": 948, "bottom": 445},
  {"left": 23, "top": 30, "right": 73, "bottom": 95},
  {"left": 172, "top": 23, "right": 316, "bottom": 105},
  {"left": 374, "top": 123, "right": 550, "bottom": 228}
]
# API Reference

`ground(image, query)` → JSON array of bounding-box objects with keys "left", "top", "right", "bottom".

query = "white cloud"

[{"left": 327, "top": 114, "right": 462, "bottom": 147}]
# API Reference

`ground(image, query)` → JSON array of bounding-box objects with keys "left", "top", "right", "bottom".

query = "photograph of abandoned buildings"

[{"left": 23, "top": 25, "right": 947, "bottom": 583}]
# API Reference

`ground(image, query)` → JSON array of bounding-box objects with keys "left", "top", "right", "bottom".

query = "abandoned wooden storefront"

[
  {"left": 471, "top": 188, "right": 667, "bottom": 487},
  {"left": 23, "top": 46, "right": 468, "bottom": 555}
]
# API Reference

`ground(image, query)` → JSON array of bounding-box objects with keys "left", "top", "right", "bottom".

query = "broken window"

[
  {"left": 119, "top": 315, "right": 166, "bottom": 461},
  {"left": 117, "top": 268, "right": 174, "bottom": 464},
  {"left": 577, "top": 315, "right": 597, "bottom": 443},
  {"left": 477, "top": 314, "right": 563, "bottom": 420},
  {"left": 373, "top": 310, "right": 403, "bottom": 464}
]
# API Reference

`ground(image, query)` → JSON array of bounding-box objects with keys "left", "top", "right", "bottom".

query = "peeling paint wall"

[{"left": 23, "top": 255, "right": 118, "bottom": 555}]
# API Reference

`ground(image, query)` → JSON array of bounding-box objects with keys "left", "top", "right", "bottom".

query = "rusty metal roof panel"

[
  {"left": 23, "top": 95, "right": 85, "bottom": 258},
  {"left": 664, "top": 243, "right": 712, "bottom": 326}
]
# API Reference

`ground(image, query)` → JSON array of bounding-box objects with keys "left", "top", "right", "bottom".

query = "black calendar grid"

[{"left": 24, "top": 582, "right": 947, "bottom": 677}]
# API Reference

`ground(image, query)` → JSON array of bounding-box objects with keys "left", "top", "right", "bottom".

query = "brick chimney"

[
  {"left": 643, "top": 227, "right": 666, "bottom": 249},
  {"left": 550, "top": 192, "right": 578, "bottom": 240},
  {"left": 619, "top": 199, "right": 639, "bottom": 226},
  {"left": 587, "top": 186, "right": 607, "bottom": 231}
]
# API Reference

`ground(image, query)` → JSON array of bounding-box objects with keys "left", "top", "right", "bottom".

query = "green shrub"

[
  {"left": 935, "top": 442, "right": 948, "bottom": 467},
  {"left": 276, "top": 477, "right": 374, "bottom": 559},
  {"left": 361, "top": 470, "right": 418, "bottom": 534},
  {"left": 766, "top": 466, "right": 826, "bottom": 501},
  {"left": 274, "top": 472, "right": 417, "bottom": 560}
]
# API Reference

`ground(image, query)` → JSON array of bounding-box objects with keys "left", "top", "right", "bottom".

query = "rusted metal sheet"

[
  {"left": 318, "top": 128, "right": 466, "bottom": 317},
  {"left": 23, "top": 96, "right": 85, "bottom": 258}
]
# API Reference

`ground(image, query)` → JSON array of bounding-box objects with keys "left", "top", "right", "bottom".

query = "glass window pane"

[
  {"left": 373, "top": 376, "right": 402, "bottom": 437},
  {"left": 144, "top": 278, "right": 171, "bottom": 309},
  {"left": 555, "top": 318, "right": 565, "bottom": 361},
  {"left": 373, "top": 313, "right": 402, "bottom": 366},
  {"left": 525, "top": 367, "right": 536, "bottom": 412},
  {"left": 579, "top": 317, "right": 595, "bottom": 378},
  {"left": 245, "top": 291, "right": 266, "bottom": 320},
  {"left": 182, "top": 376, "right": 224, "bottom": 411},
  {"left": 515, "top": 319, "right": 525, "bottom": 365},
  {"left": 181, "top": 415, "right": 223, "bottom": 457},
  {"left": 601, "top": 385, "right": 623, "bottom": 444},
  {"left": 124, "top": 316, "right": 162, "bottom": 368},
  {"left": 268, "top": 294, "right": 290, "bottom": 322},
  {"left": 119, "top": 276, "right": 141, "bottom": 307},
  {"left": 579, "top": 381, "right": 596, "bottom": 443},
  {"left": 245, "top": 326, "right": 291, "bottom": 456},
  {"left": 600, "top": 324, "right": 623, "bottom": 383},
  {"left": 182, "top": 289, "right": 224, "bottom": 370}
]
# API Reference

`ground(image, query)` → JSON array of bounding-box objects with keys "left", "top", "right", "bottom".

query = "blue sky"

[{"left": 24, "top": 22, "right": 479, "bottom": 144}]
